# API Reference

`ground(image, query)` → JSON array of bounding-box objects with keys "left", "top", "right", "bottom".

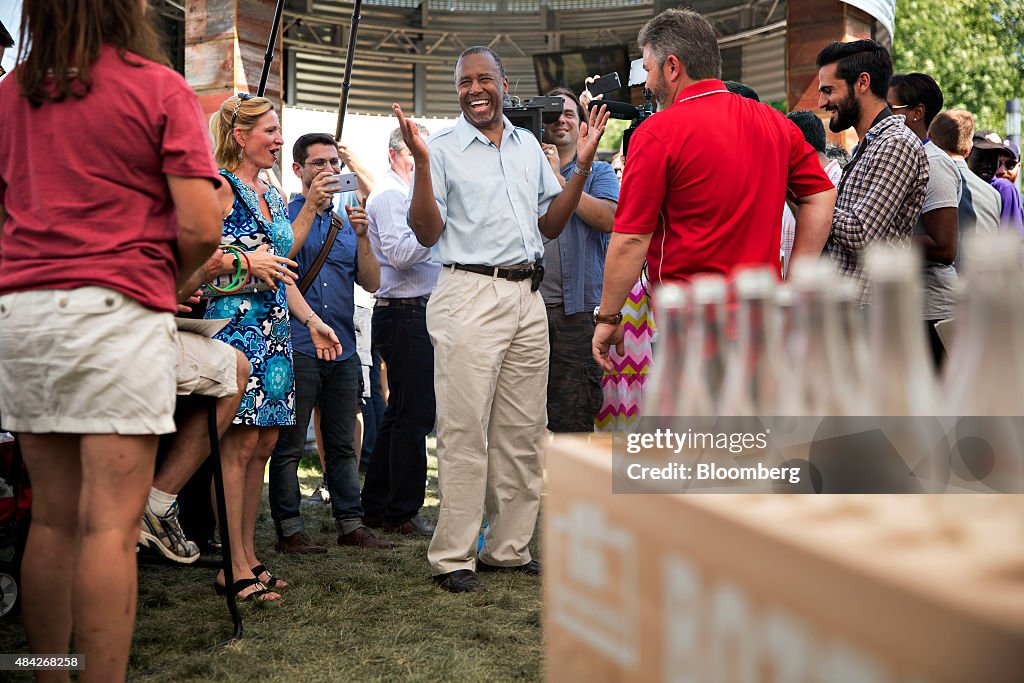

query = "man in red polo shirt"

[{"left": 592, "top": 8, "right": 837, "bottom": 370}]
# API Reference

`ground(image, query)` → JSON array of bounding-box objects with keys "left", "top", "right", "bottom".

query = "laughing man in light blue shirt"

[{"left": 393, "top": 46, "right": 610, "bottom": 594}]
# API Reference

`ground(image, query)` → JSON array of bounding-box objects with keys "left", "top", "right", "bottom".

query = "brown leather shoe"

[
  {"left": 274, "top": 531, "right": 327, "bottom": 555},
  {"left": 337, "top": 526, "right": 396, "bottom": 549},
  {"left": 383, "top": 514, "right": 435, "bottom": 537}
]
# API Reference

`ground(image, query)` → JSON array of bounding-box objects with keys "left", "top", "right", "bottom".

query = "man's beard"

[
  {"left": 650, "top": 84, "right": 669, "bottom": 111},
  {"left": 828, "top": 92, "right": 861, "bottom": 133}
]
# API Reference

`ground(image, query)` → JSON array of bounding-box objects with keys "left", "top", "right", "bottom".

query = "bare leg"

[
  {"left": 72, "top": 434, "right": 157, "bottom": 683},
  {"left": 216, "top": 425, "right": 278, "bottom": 600},
  {"left": 154, "top": 350, "right": 248, "bottom": 494},
  {"left": 243, "top": 427, "right": 285, "bottom": 586},
  {"left": 19, "top": 434, "right": 81, "bottom": 683}
]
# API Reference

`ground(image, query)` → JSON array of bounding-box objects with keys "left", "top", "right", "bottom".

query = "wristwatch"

[{"left": 593, "top": 306, "right": 623, "bottom": 325}]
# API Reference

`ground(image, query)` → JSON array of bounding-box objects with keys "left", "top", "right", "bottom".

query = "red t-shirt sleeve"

[
  {"left": 785, "top": 120, "right": 834, "bottom": 200},
  {"left": 613, "top": 128, "right": 669, "bottom": 234},
  {"left": 159, "top": 87, "right": 221, "bottom": 186}
]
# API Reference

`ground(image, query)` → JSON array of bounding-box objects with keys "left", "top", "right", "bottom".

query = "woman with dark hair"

[
  {"left": 205, "top": 94, "right": 344, "bottom": 602},
  {"left": 0, "top": 1, "right": 223, "bottom": 679},
  {"left": 889, "top": 72, "right": 960, "bottom": 367}
]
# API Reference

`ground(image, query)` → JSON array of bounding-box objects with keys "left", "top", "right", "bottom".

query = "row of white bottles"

[{"left": 641, "top": 232, "right": 1024, "bottom": 420}]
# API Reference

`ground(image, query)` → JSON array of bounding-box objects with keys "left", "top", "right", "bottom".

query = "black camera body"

[
  {"left": 504, "top": 96, "right": 565, "bottom": 142},
  {"left": 587, "top": 95, "right": 654, "bottom": 160}
]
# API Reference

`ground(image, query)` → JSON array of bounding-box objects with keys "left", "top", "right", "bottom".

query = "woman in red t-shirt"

[{"left": 0, "top": 2, "right": 222, "bottom": 680}]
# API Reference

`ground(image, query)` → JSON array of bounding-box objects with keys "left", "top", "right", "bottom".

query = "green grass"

[{"left": 0, "top": 446, "right": 543, "bottom": 682}]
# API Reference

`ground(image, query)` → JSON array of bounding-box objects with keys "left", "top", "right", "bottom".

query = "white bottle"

[
  {"left": 675, "top": 275, "right": 728, "bottom": 417},
  {"left": 641, "top": 284, "right": 688, "bottom": 418},
  {"left": 863, "top": 245, "right": 936, "bottom": 416},
  {"left": 718, "top": 267, "right": 781, "bottom": 416},
  {"left": 784, "top": 257, "right": 854, "bottom": 416},
  {"left": 943, "top": 233, "right": 1024, "bottom": 493},
  {"left": 835, "top": 275, "right": 872, "bottom": 410}
]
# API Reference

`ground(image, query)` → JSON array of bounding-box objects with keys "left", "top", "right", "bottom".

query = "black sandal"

[
  {"left": 213, "top": 578, "right": 279, "bottom": 602},
  {"left": 252, "top": 564, "right": 287, "bottom": 589}
]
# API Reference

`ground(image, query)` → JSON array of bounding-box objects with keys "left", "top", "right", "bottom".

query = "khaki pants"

[{"left": 426, "top": 267, "right": 547, "bottom": 575}]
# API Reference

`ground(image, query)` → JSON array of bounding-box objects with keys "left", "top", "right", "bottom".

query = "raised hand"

[
  {"left": 392, "top": 103, "right": 429, "bottom": 163},
  {"left": 247, "top": 244, "right": 298, "bottom": 288},
  {"left": 308, "top": 170, "right": 339, "bottom": 210},
  {"left": 579, "top": 75, "right": 605, "bottom": 110},
  {"left": 345, "top": 204, "right": 369, "bottom": 237},
  {"left": 541, "top": 142, "right": 562, "bottom": 178},
  {"left": 576, "top": 103, "right": 610, "bottom": 168}
]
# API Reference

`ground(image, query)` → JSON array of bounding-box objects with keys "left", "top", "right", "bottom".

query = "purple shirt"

[{"left": 991, "top": 177, "right": 1024, "bottom": 236}]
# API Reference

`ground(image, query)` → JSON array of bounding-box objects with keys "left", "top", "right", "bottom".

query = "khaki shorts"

[
  {"left": 176, "top": 331, "right": 239, "bottom": 398},
  {"left": 0, "top": 287, "right": 177, "bottom": 435}
]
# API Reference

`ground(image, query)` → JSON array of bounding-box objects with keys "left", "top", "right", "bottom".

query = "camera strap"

[{"left": 297, "top": 210, "right": 342, "bottom": 295}]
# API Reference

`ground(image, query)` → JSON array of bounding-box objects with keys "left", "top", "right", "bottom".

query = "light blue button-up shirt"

[
  {"left": 367, "top": 169, "right": 440, "bottom": 298},
  {"left": 424, "top": 114, "right": 564, "bottom": 267}
]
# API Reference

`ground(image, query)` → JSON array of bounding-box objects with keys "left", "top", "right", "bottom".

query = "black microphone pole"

[
  {"left": 257, "top": 0, "right": 286, "bottom": 97},
  {"left": 335, "top": 0, "right": 363, "bottom": 141}
]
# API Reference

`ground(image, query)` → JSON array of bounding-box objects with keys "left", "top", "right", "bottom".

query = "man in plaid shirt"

[{"left": 816, "top": 40, "right": 929, "bottom": 305}]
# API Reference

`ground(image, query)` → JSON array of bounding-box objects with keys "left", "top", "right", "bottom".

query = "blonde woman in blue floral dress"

[{"left": 207, "top": 94, "right": 342, "bottom": 601}]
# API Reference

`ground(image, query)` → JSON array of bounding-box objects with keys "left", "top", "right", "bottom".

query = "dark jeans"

[
  {"left": 361, "top": 303, "right": 435, "bottom": 525},
  {"left": 546, "top": 306, "right": 603, "bottom": 433},
  {"left": 269, "top": 353, "right": 362, "bottom": 537},
  {"left": 359, "top": 347, "right": 385, "bottom": 466}
]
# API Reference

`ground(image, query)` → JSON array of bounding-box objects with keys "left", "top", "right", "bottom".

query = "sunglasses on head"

[{"left": 229, "top": 92, "right": 254, "bottom": 130}]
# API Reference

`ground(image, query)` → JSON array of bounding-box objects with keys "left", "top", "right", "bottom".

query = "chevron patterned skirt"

[{"left": 595, "top": 274, "right": 654, "bottom": 433}]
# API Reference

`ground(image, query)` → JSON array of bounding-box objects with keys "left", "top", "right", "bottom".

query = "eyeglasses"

[
  {"left": 890, "top": 104, "right": 911, "bottom": 110},
  {"left": 999, "top": 157, "right": 1019, "bottom": 172},
  {"left": 228, "top": 92, "right": 253, "bottom": 130},
  {"left": 304, "top": 158, "right": 343, "bottom": 171}
]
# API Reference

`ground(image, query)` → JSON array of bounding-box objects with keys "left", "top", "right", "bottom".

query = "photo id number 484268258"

[{"left": 1, "top": 655, "right": 84, "bottom": 671}]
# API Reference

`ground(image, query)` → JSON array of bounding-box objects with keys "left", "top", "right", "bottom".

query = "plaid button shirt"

[{"left": 828, "top": 115, "right": 929, "bottom": 305}]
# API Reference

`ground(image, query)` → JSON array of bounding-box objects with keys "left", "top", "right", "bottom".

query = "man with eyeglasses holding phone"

[{"left": 267, "top": 132, "right": 391, "bottom": 555}]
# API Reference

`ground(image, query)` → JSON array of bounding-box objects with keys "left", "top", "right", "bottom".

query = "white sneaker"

[{"left": 139, "top": 501, "right": 200, "bottom": 564}]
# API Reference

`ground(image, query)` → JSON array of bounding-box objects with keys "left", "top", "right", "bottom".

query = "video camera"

[
  {"left": 504, "top": 95, "right": 565, "bottom": 142},
  {"left": 586, "top": 58, "right": 655, "bottom": 159}
]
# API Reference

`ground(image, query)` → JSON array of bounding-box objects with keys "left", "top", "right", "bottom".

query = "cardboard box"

[{"left": 544, "top": 435, "right": 1024, "bottom": 682}]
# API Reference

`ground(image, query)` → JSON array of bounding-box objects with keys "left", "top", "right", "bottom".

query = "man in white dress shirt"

[
  {"left": 361, "top": 125, "right": 440, "bottom": 538},
  {"left": 393, "top": 46, "right": 609, "bottom": 592}
]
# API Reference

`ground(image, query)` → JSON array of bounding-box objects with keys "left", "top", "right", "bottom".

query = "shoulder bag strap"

[{"left": 297, "top": 212, "right": 342, "bottom": 294}]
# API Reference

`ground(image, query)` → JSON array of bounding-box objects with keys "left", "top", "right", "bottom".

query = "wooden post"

[{"left": 185, "top": 0, "right": 283, "bottom": 121}]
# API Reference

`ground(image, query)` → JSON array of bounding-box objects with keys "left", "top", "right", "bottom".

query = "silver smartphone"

[{"left": 327, "top": 171, "right": 358, "bottom": 193}]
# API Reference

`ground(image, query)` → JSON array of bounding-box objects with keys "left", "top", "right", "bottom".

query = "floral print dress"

[{"left": 205, "top": 170, "right": 295, "bottom": 426}]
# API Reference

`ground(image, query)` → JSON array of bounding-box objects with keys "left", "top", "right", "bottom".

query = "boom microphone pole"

[
  {"left": 257, "top": 0, "right": 286, "bottom": 97},
  {"left": 335, "top": 0, "right": 364, "bottom": 141}
]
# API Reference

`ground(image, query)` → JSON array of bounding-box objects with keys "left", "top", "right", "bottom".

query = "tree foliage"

[{"left": 892, "top": 0, "right": 1024, "bottom": 133}]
